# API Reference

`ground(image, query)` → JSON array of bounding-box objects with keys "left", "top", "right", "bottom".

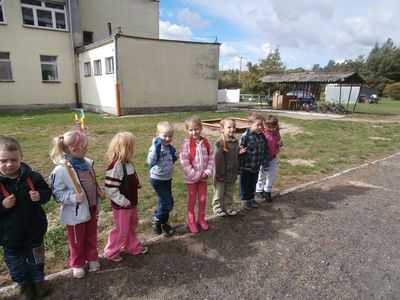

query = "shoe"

[
  {"left": 214, "top": 208, "right": 227, "bottom": 217},
  {"left": 151, "top": 216, "right": 162, "bottom": 235},
  {"left": 140, "top": 246, "right": 149, "bottom": 254},
  {"left": 88, "top": 260, "right": 100, "bottom": 272},
  {"left": 242, "top": 200, "right": 252, "bottom": 211},
  {"left": 255, "top": 191, "right": 265, "bottom": 200},
  {"left": 265, "top": 192, "right": 272, "bottom": 203},
  {"left": 20, "top": 284, "right": 34, "bottom": 300},
  {"left": 161, "top": 223, "right": 176, "bottom": 237},
  {"left": 187, "top": 213, "right": 198, "bottom": 234},
  {"left": 34, "top": 281, "right": 50, "bottom": 298},
  {"left": 250, "top": 199, "right": 259, "bottom": 208},
  {"left": 112, "top": 255, "right": 123, "bottom": 262},
  {"left": 226, "top": 208, "right": 239, "bottom": 216},
  {"left": 72, "top": 267, "right": 85, "bottom": 279},
  {"left": 198, "top": 219, "right": 209, "bottom": 231}
]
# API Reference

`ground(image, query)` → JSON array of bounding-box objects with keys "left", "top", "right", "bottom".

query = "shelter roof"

[{"left": 260, "top": 72, "right": 364, "bottom": 84}]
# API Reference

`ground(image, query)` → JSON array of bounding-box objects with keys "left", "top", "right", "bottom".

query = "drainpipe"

[
  {"left": 114, "top": 34, "right": 121, "bottom": 117},
  {"left": 68, "top": 0, "right": 80, "bottom": 108}
]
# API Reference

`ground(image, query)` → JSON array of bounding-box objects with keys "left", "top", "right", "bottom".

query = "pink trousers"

[
  {"left": 104, "top": 207, "right": 142, "bottom": 260},
  {"left": 66, "top": 207, "right": 98, "bottom": 268},
  {"left": 186, "top": 181, "right": 208, "bottom": 223}
]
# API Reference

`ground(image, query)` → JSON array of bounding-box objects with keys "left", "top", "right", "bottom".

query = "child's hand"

[
  {"left": 2, "top": 194, "right": 16, "bottom": 208},
  {"left": 239, "top": 145, "right": 247, "bottom": 155},
  {"left": 76, "top": 193, "right": 84, "bottom": 203},
  {"left": 200, "top": 172, "right": 208, "bottom": 179},
  {"left": 29, "top": 191, "right": 41, "bottom": 202},
  {"left": 98, "top": 191, "right": 106, "bottom": 200}
]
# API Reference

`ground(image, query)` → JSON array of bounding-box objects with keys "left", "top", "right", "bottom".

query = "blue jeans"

[
  {"left": 150, "top": 178, "right": 174, "bottom": 223},
  {"left": 240, "top": 169, "right": 259, "bottom": 201},
  {"left": 3, "top": 241, "right": 45, "bottom": 287}
]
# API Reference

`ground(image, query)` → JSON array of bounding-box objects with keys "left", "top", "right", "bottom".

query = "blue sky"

[{"left": 159, "top": 0, "right": 400, "bottom": 71}]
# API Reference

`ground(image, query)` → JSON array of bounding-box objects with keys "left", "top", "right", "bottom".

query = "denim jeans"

[
  {"left": 3, "top": 240, "right": 45, "bottom": 287},
  {"left": 150, "top": 178, "right": 174, "bottom": 223},
  {"left": 239, "top": 169, "right": 259, "bottom": 201}
]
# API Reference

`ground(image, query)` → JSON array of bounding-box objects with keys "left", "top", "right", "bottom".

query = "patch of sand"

[{"left": 286, "top": 159, "right": 315, "bottom": 167}]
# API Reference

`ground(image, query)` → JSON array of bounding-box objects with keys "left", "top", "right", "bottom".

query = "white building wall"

[
  {"left": 78, "top": 41, "right": 116, "bottom": 115},
  {"left": 325, "top": 84, "right": 361, "bottom": 104},
  {"left": 0, "top": 0, "right": 75, "bottom": 108},
  {"left": 117, "top": 36, "right": 219, "bottom": 114},
  {"left": 218, "top": 89, "right": 240, "bottom": 103}
]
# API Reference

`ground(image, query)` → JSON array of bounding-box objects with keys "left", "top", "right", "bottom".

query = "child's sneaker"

[
  {"left": 255, "top": 191, "right": 265, "bottom": 200},
  {"left": 151, "top": 216, "right": 162, "bottom": 235},
  {"left": 214, "top": 208, "right": 227, "bottom": 217},
  {"left": 226, "top": 208, "right": 239, "bottom": 216},
  {"left": 242, "top": 200, "right": 252, "bottom": 211},
  {"left": 265, "top": 192, "right": 272, "bottom": 203},
  {"left": 250, "top": 199, "right": 259, "bottom": 208},
  {"left": 88, "top": 260, "right": 100, "bottom": 272},
  {"left": 112, "top": 255, "right": 123, "bottom": 262},
  {"left": 72, "top": 267, "right": 85, "bottom": 279},
  {"left": 161, "top": 223, "right": 176, "bottom": 237}
]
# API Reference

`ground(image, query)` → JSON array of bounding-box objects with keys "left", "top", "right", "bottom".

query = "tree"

[{"left": 218, "top": 69, "right": 240, "bottom": 89}]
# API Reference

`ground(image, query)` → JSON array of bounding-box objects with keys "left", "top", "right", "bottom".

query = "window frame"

[
  {"left": 21, "top": 0, "right": 68, "bottom": 31},
  {"left": 93, "top": 59, "right": 102, "bottom": 76},
  {"left": 0, "top": 0, "right": 5, "bottom": 24},
  {"left": 40, "top": 55, "right": 59, "bottom": 82},
  {"left": 105, "top": 57, "right": 114, "bottom": 74},
  {"left": 83, "top": 61, "right": 91, "bottom": 77},
  {"left": 0, "top": 52, "right": 13, "bottom": 81}
]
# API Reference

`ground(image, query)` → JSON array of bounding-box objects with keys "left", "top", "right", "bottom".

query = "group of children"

[{"left": 0, "top": 112, "right": 282, "bottom": 299}]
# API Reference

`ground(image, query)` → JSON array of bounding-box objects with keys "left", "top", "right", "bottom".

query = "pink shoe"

[
  {"left": 187, "top": 212, "right": 198, "bottom": 234},
  {"left": 198, "top": 219, "right": 209, "bottom": 231}
]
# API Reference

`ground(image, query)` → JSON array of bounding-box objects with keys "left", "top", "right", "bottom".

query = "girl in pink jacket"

[{"left": 180, "top": 116, "right": 214, "bottom": 234}]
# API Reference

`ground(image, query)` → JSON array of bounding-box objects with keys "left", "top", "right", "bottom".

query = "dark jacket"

[
  {"left": 239, "top": 129, "right": 269, "bottom": 173},
  {"left": 213, "top": 136, "right": 240, "bottom": 183},
  {"left": 0, "top": 163, "right": 51, "bottom": 248}
]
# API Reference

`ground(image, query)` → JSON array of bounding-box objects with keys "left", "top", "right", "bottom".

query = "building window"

[
  {"left": 93, "top": 59, "right": 102, "bottom": 76},
  {"left": 40, "top": 55, "right": 58, "bottom": 81},
  {"left": 0, "top": 0, "right": 5, "bottom": 23},
  {"left": 83, "top": 31, "right": 93, "bottom": 45},
  {"left": 21, "top": 0, "right": 67, "bottom": 30},
  {"left": 83, "top": 61, "right": 91, "bottom": 77},
  {"left": 0, "top": 52, "right": 13, "bottom": 80},
  {"left": 105, "top": 57, "right": 114, "bottom": 74}
]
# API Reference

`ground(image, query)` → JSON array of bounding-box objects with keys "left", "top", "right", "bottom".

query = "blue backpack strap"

[{"left": 169, "top": 145, "right": 177, "bottom": 163}]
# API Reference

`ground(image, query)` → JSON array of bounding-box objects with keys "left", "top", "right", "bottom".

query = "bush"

[{"left": 383, "top": 82, "right": 400, "bottom": 100}]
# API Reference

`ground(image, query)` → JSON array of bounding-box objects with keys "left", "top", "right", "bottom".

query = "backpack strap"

[
  {"left": 64, "top": 163, "right": 81, "bottom": 194},
  {"left": 0, "top": 182, "right": 9, "bottom": 198},
  {"left": 0, "top": 176, "right": 35, "bottom": 198},
  {"left": 25, "top": 176, "right": 35, "bottom": 191},
  {"left": 189, "top": 136, "right": 210, "bottom": 164}
]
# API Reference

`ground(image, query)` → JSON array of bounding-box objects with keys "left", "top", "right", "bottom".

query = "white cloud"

[
  {"left": 176, "top": 8, "right": 210, "bottom": 29},
  {"left": 220, "top": 43, "right": 238, "bottom": 57},
  {"left": 159, "top": 21, "right": 193, "bottom": 41}
]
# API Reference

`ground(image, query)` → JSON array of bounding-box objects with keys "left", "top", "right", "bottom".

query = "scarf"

[{"left": 67, "top": 157, "right": 89, "bottom": 170}]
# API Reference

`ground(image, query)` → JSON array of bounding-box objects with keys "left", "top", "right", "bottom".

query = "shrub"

[{"left": 383, "top": 82, "right": 400, "bottom": 100}]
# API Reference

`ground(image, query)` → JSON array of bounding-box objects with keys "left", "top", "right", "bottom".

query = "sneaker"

[
  {"left": 140, "top": 246, "right": 149, "bottom": 254},
  {"left": 265, "top": 192, "right": 272, "bottom": 203},
  {"left": 242, "top": 200, "right": 252, "bottom": 211},
  {"left": 88, "top": 260, "right": 100, "bottom": 272},
  {"left": 255, "top": 191, "right": 265, "bottom": 200},
  {"left": 226, "top": 208, "right": 239, "bottom": 216},
  {"left": 161, "top": 223, "right": 176, "bottom": 237},
  {"left": 34, "top": 281, "right": 50, "bottom": 298},
  {"left": 112, "top": 255, "right": 123, "bottom": 262},
  {"left": 250, "top": 199, "right": 259, "bottom": 208},
  {"left": 72, "top": 267, "right": 85, "bottom": 279},
  {"left": 214, "top": 208, "right": 227, "bottom": 217},
  {"left": 151, "top": 216, "right": 162, "bottom": 235}
]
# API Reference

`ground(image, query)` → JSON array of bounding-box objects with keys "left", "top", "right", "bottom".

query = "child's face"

[
  {"left": 221, "top": 120, "right": 236, "bottom": 138},
  {"left": 159, "top": 130, "right": 174, "bottom": 146},
  {"left": 0, "top": 149, "right": 22, "bottom": 178},
  {"left": 249, "top": 119, "right": 263, "bottom": 133},
  {"left": 187, "top": 122, "right": 202, "bottom": 140}
]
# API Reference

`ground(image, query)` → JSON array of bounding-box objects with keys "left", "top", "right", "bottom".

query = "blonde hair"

[
  {"left": 184, "top": 115, "right": 202, "bottom": 131},
  {"left": 248, "top": 112, "right": 265, "bottom": 123},
  {"left": 157, "top": 121, "right": 174, "bottom": 134},
  {"left": 220, "top": 116, "right": 236, "bottom": 128},
  {"left": 50, "top": 131, "right": 88, "bottom": 163},
  {"left": 265, "top": 114, "right": 280, "bottom": 131},
  {"left": 107, "top": 132, "right": 136, "bottom": 163},
  {"left": 0, "top": 135, "right": 22, "bottom": 154}
]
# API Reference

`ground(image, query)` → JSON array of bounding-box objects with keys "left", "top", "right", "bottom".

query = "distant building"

[{"left": 0, "top": 0, "right": 220, "bottom": 115}]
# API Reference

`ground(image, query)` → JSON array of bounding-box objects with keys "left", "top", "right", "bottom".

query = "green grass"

[
  {"left": 352, "top": 98, "right": 400, "bottom": 114},
  {"left": 1, "top": 107, "right": 400, "bottom": 285}
]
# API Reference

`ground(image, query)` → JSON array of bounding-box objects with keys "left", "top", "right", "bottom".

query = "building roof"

[{"left": 260, "top": 72, "right": 364, "bottom": 84}]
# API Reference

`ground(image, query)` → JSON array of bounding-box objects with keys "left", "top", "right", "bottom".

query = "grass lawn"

[{"left": 1, "top": 107, "right": 400, "bottom": 285}]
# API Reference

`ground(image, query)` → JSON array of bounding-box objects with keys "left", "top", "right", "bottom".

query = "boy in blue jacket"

[
  {"left": 0, "top": 136, "right": 51, "bottom": 299},
  {"left": 147, "top": 121, "right": 177, "bottom": 237}
]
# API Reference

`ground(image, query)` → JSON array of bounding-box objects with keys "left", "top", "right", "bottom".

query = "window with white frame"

[
  {"left": 83, "top": 61, "right": 91, "bottom": 77},
  {"left": 94, "top": 59, "right": 102, "bottom": 76},
  {"left": 40, "top": 55, "right": 58, "bottom": 81},
  {"left": 0, "top": 52, "right": 13, "bottom": 80},
  {"left": 21, "top": 0, "right": 67, "bottom": 30},
  {"left": 105, "top": 57, "right": 114, "bottom": 74},
  {"left": 0, "top": 0, "right": 5, "bottom": 23}
]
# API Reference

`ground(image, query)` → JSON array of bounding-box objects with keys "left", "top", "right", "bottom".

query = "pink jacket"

[
  {"left": 180, "top": 137, "right": 214, "bottom": 183},
  {"left": 261, "top": 129, "right": 281, "bottom": 160}
]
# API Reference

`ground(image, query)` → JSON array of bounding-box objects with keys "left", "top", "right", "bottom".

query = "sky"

[{"left": 159, "top": 0, "right": 400, "bottom": 71}]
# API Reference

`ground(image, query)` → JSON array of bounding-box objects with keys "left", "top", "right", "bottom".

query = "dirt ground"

[{"left": 2, "top": 150, "right": 400, "bottom": 299}]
